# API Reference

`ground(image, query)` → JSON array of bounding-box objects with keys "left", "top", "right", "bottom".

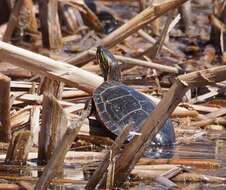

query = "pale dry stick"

[
  {"left": 0, "top": 41, "right": 190, "bottom": 115},
  {"left": 0, "top": 175, "right": 86, "bottom": 185},
  {"left": 34, "top": 109, "right": 89, "bottom": 190},
  {"left": 65, "top": 0, "right": 188, "bottom": 66},
  {"left": 173, "top": 172, "right": 226, "bottom": 183},
  {"left": 138, "top": 29, "right": 178, "bottom": 57},
  {"left": 155, "top": 165, "right": 185, "bottom": 188},
  {"left": 88, "top": 50, "right": 180, "bottom": 74},
  {"left": 148, "top": 14, "right": 173, "bottom": 59},
  {"left": 0, "top": 41, "right": 103, "bottom": 93},
  {"left": 192, "top": 107, "right": 226, "bottom": 128}
]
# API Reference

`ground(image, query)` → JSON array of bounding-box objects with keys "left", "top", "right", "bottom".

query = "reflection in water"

[{"left": 1, "top": 131, "right": 226, "bottom": 190}]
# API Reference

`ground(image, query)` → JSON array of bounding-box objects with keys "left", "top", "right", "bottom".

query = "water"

[{"left": 0, "top": 128, "right": 226, "bottom": 189}]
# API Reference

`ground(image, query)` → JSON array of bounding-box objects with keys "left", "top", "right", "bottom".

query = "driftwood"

[
  {"left": 86, "top": 123, "right": 132, "bottom": 189},
  {"left": 173, "top": 172, "right": 226, "bottom": 183},
  {"left": 65, "top": 0, "right": 188, "bottom": 66},
  {"left": 0, "top": 183, "right": 21, "bottom": 190},
  {"left": 179, "top": 0, "right": 193, "bottom": 35},
  {"left": 34, "top": 109, "right": 89, "bottom": 190},
  {"left": 38, "top": 0, "right": 63, "bottom": 49},
  {"left": 0, "top": 73, "right": 11, "bottom": 142},
  {"left": 138, "top": 158, "right": 221, "bottom": 169},
  {"left": 137, "top": 29, "right": 178, "bottom": 57},
  {"left": 109, "top": 65, "right": 226, "bottom": 187},
  {"left": 38, "top": 93, "right": 67, "bottom": 165},
  {"left": 5, "top": 130, "right": 32, "bottom": 165},
  {"left": 2, "top": 0, "right": 23, "bottom": 42},
  {"left": 0, "top": 41, "right": 102, "bottom": 93},
  {"left": 0, "top": 41, "right": 191, "bottom": 116},
  {"left": 0, "top": 175, "right": 86, "bottom": 185},
  {"left": 155, "top": 166, "right": 184, "bottom": 188}
]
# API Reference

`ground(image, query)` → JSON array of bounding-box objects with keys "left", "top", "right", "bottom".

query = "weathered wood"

[
  {"left": 34, "top": 110, "right": 89, "bottom": 190},
  {"left": 0, "top": 175, "right": 86, "bottom": 185},
  {"left": 66, "top": 0, "right": 102, "bottom": 32},
  {"left": 0, "top": 74, "right": 11, "bottom": 142},
  {"left": 86, "top": 123, "right": 132, "bottom": 189},
  {"left": 0, "top": 184, "right": 21, "bottom": 190},
  {"left": 111, "top": 65, "right": 226, "bottom": 187},
  {"left": 30, "top": 105, "right": 41, "bottom": 146},
  {"left": 138, "top": 29, "right": 178, "bottom": 57},
  {"left": 59, "top": 2, "right": 84, "bottom": 34},
  {"left": 38, "top": 93, "right": 67, "bottom": 165},
  {"left": 39, "top": 77, "right": 64, "bottom": 99},
  {"left": 10, "top": 106, "right": 31, "bottom": 129},
  {"left": 173, "top": 172, "right": 226, "bottom": 183},
  {"left": 65, "top": 0, "right": 188, "bottom": 66},
  {"left": 5, "top": 131, "right": 32, "bottom": 165},
  {"left": 210, "top": 0, "right": 226, "bottom": 53},
  {"left": 38, "top": 0, "right": 63, "bottom": 49},
  {"left": 17, "top": 181, "right": 33, "bottom": 190},
  {"left": 179, "top": 0, "right": 192, "bottom": 35},
  {"left": 0, "top": 41, "right": 103, "bottom": 93},
  {"left": 88, "top": 50, "right": 180, "bottom": 74},
  {"left": 2, "top": 0, "right": 23, "bottom": 42}
]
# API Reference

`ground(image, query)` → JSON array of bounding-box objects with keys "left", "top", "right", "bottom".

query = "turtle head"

[{"left": 96, "top": 46, "right": 121, "bottom": 81}]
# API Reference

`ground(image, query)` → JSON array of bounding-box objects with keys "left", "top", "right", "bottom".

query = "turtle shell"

[{"left": 93, "top": 81, "right": 175, "bottom": 146}]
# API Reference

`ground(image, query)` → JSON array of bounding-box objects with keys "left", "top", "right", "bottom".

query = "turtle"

[{"left": 88, "top": 46, "right": 175, "bottom": 146}]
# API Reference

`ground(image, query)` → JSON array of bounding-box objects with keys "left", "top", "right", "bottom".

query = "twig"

[{"left": 88, "top": 50, "right": 180, "bottom": 74}]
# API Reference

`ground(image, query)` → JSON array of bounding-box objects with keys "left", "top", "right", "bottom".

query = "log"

[
  {"left": 0, "top": 175, "right": 86, "bottom": 185},
  {"left": 0, "top": 41, "right": 190, "bottom": 116},
  {"left": 0, "top": 41, "right": 103, "bottom": 93}
]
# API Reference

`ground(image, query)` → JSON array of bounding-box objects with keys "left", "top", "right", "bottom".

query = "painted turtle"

[{"left": 89, "top": 46, "right": 175, "bottom": 146}]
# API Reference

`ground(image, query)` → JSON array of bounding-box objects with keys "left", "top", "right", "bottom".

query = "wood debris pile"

[{"left": 0, "top": 0, "right": 226, "bottom": 189}]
